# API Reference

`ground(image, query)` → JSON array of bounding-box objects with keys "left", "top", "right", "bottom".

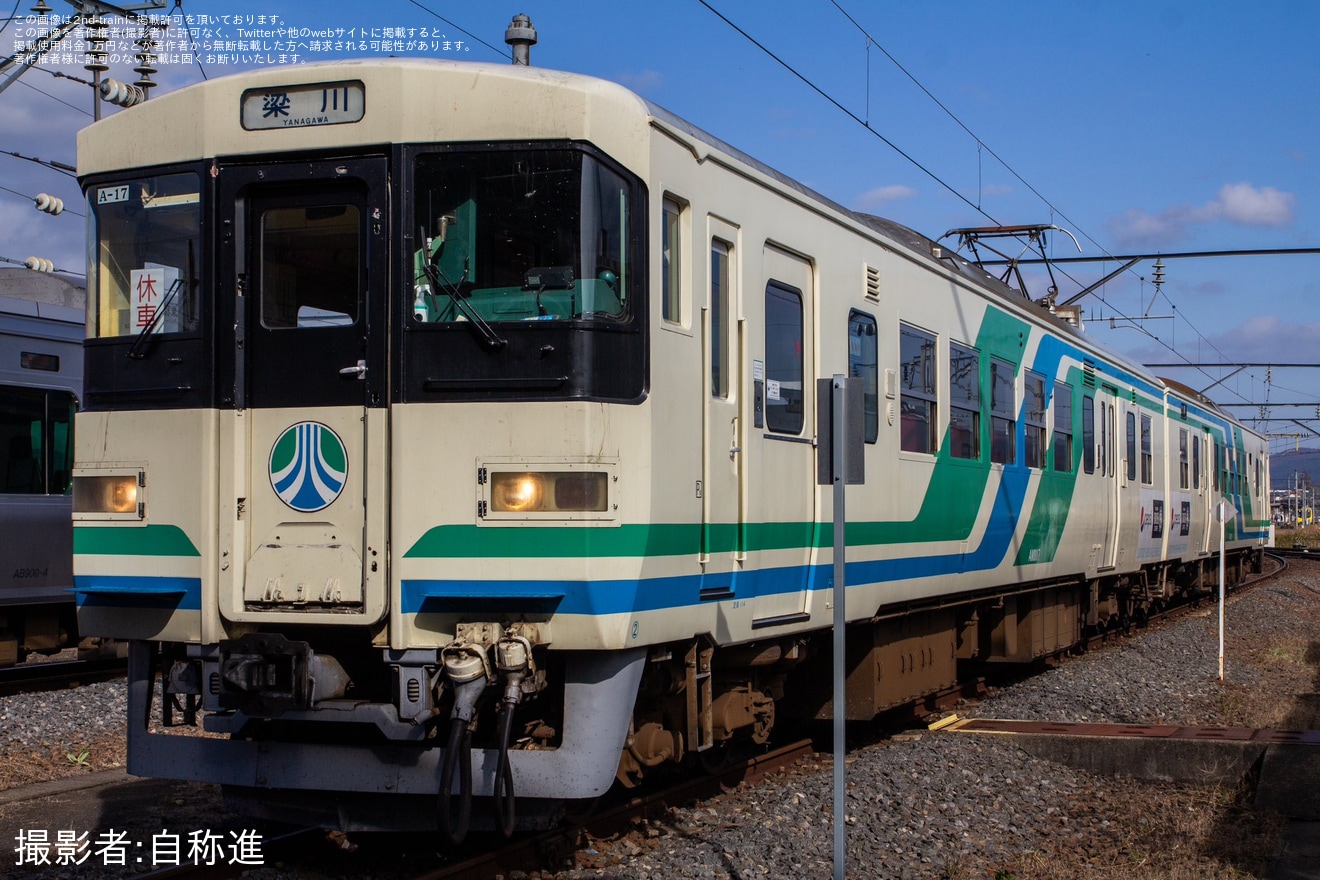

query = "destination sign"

[{"left": 240, "top": 81, "right": 365, "bottom": 131}]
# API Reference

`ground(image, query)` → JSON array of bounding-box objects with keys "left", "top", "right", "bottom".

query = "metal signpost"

[{"left": 818, "top": 375, "right": 864, "bottom": 879}]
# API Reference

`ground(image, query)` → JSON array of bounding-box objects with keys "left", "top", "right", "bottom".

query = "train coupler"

[{"left": 217, "top": 632, "right": 351, "bottom": 716}]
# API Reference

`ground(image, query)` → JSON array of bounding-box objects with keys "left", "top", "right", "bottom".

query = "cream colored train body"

[{"left": 73, "top": 59, "right": 1270, "bottom": 832}]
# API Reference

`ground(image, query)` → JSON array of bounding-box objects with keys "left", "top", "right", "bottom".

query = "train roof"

[
  {"left": 0, "top": 268, "right": 85, "bottom": 327},
  {"left": 77, "top": 58, "right": 653, "bottom": 177}
]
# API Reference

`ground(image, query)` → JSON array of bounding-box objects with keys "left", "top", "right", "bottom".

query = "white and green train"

[{"left": 72, "top": 57, "right": 1271, "bottom": 835}]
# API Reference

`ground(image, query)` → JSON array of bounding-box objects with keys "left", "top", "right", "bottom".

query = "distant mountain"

[{"left": 1271, "top": 447, "right": 1320, "bottom": 491}]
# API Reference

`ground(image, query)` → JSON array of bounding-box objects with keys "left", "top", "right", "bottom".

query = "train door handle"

[{"left": 339, "top": 359, "right": 367, "bottom": 379}]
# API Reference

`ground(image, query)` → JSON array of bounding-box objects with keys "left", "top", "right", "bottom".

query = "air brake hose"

[
  {"left": 438, "top": 718, "right": 473, "bottom": 846},
  {"left": 437, "top": 667, "right": 486, "bottom": 846},
  {"left": 493, "top": 670, "right": 525, "bottom": 837},
  {"left": 493, "top": 698, "right": 517, "bottom": 836}
]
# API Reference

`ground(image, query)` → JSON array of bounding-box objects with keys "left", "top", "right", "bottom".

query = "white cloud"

[
  {"left": 856, "top": 185, "right": 917, "bottom": 209},
  {"left": 615, "top": 69, "right": 664, "bottom": 94},
  {"left": 1211, "top": 182, "right": 1295, "bottom": 227},
  {"left": 1108, "top": 182, "right": 1297, "bottom": 248}
]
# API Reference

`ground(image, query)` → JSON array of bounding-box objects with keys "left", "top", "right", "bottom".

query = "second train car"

[
  {"left": 1, "top": 276, "right": 83, "bottom": 666},
  {"left": 72, "top": 58, "right": 1271, "bottom": 834}
]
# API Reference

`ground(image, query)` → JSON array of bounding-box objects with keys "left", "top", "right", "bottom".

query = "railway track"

[
  {"left": 0, "top": 656, "right": 127, "bottom": 697},
  {"left": 115, "top": 739, "right": 817, "bottom": 880}
]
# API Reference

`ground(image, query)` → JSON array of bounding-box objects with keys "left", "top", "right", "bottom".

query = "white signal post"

[{"left": 1218, "top": 500, "right": 1226, "bottom": 681}]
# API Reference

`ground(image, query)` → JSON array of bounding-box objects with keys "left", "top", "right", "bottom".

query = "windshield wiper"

[
  {"left": 126, "top": 276, "right": 184, "bottom": 359},
  {"left": 422, "top": 257, "right": 507, "bottom": 351},
  {"left": 127, "top": 241, "right": 193, "bottom": 360}
]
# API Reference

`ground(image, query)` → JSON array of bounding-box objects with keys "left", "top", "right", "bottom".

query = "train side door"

[
  {"left": 701, "top": 224, "right": 745, "bottom": 587},
  {"left": 1200, "top": 432, "right": 1216, "bottom": 555},
  {"left": 216, "top": 157, "right": 389, "bottom": 624},
  {"left": 748, "top": 245, "right": 815, "bottom": 627},
  {"left": 1097, "top": 386, "right": 1120, "bottom": 570}
]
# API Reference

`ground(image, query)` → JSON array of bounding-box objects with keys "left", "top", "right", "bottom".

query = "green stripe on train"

[{"left": 73, "top": 524, "right": 201, "bottom": 556}]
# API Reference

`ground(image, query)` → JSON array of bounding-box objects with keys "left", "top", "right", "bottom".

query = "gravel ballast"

[{"left": 3, "top": 558, "right": 1317, "bottom": 879}]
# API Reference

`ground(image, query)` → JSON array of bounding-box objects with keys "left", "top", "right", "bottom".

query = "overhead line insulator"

[
  {"left": 33, "top": 193, "right": 63, "bottom": 215},
  {"left": 24, "top": 256, "right": 54, "bottom": 272},
  {"left": 99, "top": 78, "right": 145, "bottom": 108}
]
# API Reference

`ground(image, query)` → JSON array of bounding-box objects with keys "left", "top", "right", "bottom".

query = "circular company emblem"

[{"left": 269, "top": 421, "right": 348, "bottom": 513}]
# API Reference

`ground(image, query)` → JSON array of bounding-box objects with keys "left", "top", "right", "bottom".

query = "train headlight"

[
  {"left": 73, "top": 474, "right": 142, "bottom": 517},
  {"left": 492, "top": 473, "right": 545, "bottom": 512},
  {"left": 489, "top": 471, "right": 608, "bottom": 513}
]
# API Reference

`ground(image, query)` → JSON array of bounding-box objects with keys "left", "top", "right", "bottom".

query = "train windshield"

[
  {"left": 412, "top": 148, "right": 633, "bottom": 324},
  {"left": 88, "top": 172, "right": 201, "bottom": 339}
]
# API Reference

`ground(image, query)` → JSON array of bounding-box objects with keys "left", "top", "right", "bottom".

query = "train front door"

[{"left": 217, "top": 157, "right": 389, "bottom": 624}]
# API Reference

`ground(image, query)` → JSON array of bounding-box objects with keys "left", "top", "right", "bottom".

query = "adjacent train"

[
  {"left": 72, "top": 57, "right": 1271, "bottom": 835},
  {"left": 0, "top": 274, "right": 83, "bottom": 666}
]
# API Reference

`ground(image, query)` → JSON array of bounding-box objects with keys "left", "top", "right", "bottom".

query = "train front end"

[{"left": 72, "top": 60, "right": 654, "bottom": 832}]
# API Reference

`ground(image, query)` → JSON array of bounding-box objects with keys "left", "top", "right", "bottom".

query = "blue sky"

[{"left": 3, "top": 0, "right": 1318, "bottom": 451}]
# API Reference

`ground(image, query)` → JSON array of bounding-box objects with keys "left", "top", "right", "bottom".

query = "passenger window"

[
  {"left": 949, "top": 342, "right": 980, "bottom": 460},
  {"left": 260, "top": 204, "right": 360, "bottom": 328},
  {"left": 1192, "top": 434, "right": 1202, "bottom": 490},
  {"left": 764, "top": 282, "right": 803, "bottom": 434},
  {"left": 1082, "top": 395, "right": 1095, "bottom": 474},
  {"left": 1179, "top": 429, "right": 1190, "bottom": 490},
  {"left": 1126, "top": 412, "right": 1137, "bottom": 482},
  {"left": 0, "top": 386, "right": 75, "bottom": 495},
  {"left": 1140, "top": 414, "right": 1153, "bottom": 485},
  {"left": 1023, "top": 370, "right": 1046, "bottom": 469},
  {"left": 848, "top": 311, "right": 878, "bottom": 443},
  {"left": 711, "top": 240, "right": 731, "bottom": 399},
  {"left": 899, "top": 323, "right": 937, "bottom": 454},
  {"left": 1052, "top": 382, "right": 1073, "bottom": 472},
  {"left": 662, "top": 197, "right": 683, "bottom": 324},
  {"left": 989, "top": 357, "right": 1015, "bottom": 464}
]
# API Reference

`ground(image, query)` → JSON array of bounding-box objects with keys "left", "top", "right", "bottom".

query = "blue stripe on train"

[
  {"left": 402, "top": 466, "right": 1034, "bottom": 616},
  {"left": 73, "top": 576, "right": 202, "bottom": 611}
]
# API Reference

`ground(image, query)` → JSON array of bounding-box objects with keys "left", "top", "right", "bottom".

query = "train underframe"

[
  {"left": 140, "top": 547, "right": 1263, "bottom": 833},
  {"left": 617, "top": 547, "right": 1265, "bottom": 785},
  {"left": 0, "top": 602, "right": 93, "bottom": 667}
]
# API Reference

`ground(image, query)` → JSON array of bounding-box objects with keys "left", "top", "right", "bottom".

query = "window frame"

[
  {"left": 661, "top": 196, "right": 684, "bottom": 325},
  {"left": 1140, "top": 413, "right": 1153, "bottom": 485},
  {"left": 1178, "top": 428, "right": 1190, "bottom": 490},
  {"left": 1052, "top": 381, "right": 1073, "bottom": 472},
  {"left": 848, "top": 310, "right": 879, "bottom": 444},
  {"left": 710, "top": 238, "right": 731, "bottom": 399},
  {"left": 898, "top": 323, "right": 938, "bottom": 454},
  {"left": 989, "top": 356, "right": 1015, "bottom": 465},
  {"left": 1023, "top": 369, "right": 1047, "bottom": 469},
  {"left": 1082, "top": 395, "right": 1095, "bottom": 474},
  {"left": 0, "top": 384, "right": 77, "bottom": 496},
  {"left": 764, "top": 280, "right": 804, "bottom": 435},
  {"left": 949, "top": 340, "right": 980, "bottom": 461}
]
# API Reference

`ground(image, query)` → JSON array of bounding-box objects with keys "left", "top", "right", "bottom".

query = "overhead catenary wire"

[
  {"left": 406, "top": 1, "right": 511, "bottom": 61},
  {"left": 702, "top": 0, "right": 1298, "bottom": 419},
  {"left": 2, "top": 148, "right": 76, "bottom": 175},
  {"left": 695, "top": 0, "right": 997, "bottom": 225},
  {"left": 0, "top": 0, "right": 20, "bottom": 40}
]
